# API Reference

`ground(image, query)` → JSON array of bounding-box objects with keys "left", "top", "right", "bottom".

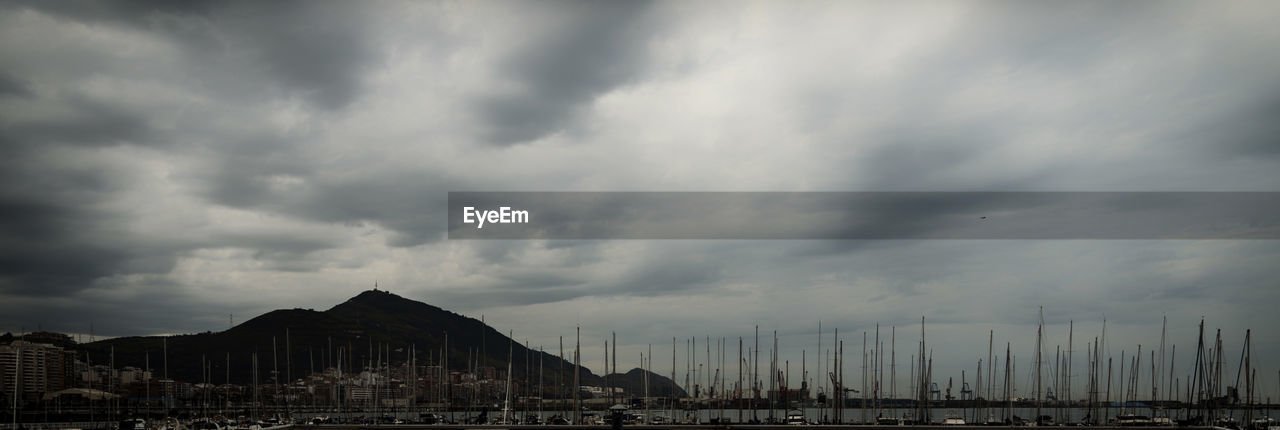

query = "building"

[
  {"left": 767, "top": 387, "right": 811, "bottom": 403},
  {"left": 0, "top": 340, "right": 76, "bottom": 401},
  {"left": 118, "top": 366, "right": 152, "bottom": 385}
]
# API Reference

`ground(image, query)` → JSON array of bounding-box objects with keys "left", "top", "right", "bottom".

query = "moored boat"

[{"left": 784, "top": 409, "right": 806, "bottom": 425}]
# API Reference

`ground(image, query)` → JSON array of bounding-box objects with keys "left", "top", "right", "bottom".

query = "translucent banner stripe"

[{"left": 447, "top": 192, "right": 1280, "bottom": 239}]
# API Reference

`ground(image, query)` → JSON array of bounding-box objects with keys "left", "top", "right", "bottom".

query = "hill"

[
  {"left": 607, "top": 368, "right": 685, "bottom": 398},
  {"left": 78, "top": 290, "right": 637, "bottom": 391}
]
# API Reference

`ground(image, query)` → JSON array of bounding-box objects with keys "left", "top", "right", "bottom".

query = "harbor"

[{"left": 3, "top": 293, "right": 1275, "bottom": 430}]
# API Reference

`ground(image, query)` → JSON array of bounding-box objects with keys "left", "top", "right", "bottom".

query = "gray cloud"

[
  {"left": 613, "top": 257, "right": 722, "bottom": 296},
  {"left": 193, "top": 165, "right": 459, "bottom": 248},
  {"left": 0, "top": 71, "right": 30, "bottom": 98},
  {"left": 0, "top": 146, "right": 166, "bottom": 297},
  {"left": 11, "top": 0, "right": 376, "bottom": 109},
  {"left": 473, "top": 1, "right": 658, "bottom": 145},
  {"left": 1, "top": 94, "right": 156, "bottom": 148},
  {"left": 1190, "top": 94, "right": 1280, "bottom": 159},
  {"left": 0, "top": 0, "right": 1278, "bottom": 394},
  {"left": 225, "top": 1, "right": 377, "bottom": 109}
]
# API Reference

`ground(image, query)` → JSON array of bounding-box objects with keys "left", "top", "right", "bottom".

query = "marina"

[{"left": 3, "top": 294, "right": 1275, "bottom": 430}]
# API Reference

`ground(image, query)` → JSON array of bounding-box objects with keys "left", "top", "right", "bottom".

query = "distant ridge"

[{"left": 77, "top": 289, "right": 683, "bottom": 396}]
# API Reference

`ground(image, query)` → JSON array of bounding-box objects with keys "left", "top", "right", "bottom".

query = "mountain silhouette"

[{"left": 77, "top": 289, "right": 683, "bottom": 397}]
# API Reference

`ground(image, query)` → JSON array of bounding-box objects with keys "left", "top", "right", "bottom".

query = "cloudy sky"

[{"left": 2, "top": 0, "right": 1278, "bottom": 399}]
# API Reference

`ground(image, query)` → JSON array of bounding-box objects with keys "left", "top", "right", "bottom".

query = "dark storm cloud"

[
  {"left": 0, "top": 71, "right": 31, "bottom": 98},
  {"left": 8, "top": 0, "right": 376, "bottom": 110},
  {"left": 0, "top": 143, "right": 168, "bottom": 297},
  {"left": 0, "top": 103, "right": 342, "bottom": 301},
  {"left": 1190, "top": 94, "right": 1280, "bottom": 158},
  {"left": 0, "top": 166, "right": 342, "bottom": 298},
  {"left": 0, "top": 0, "right": 1277, "bottom": 381},
  {"left": 850, "top": 124, "right": 1048, "bottom": 190},
  {"left": 195, "top": 136, "right": 317, "bottom": 208},
  {"left": 196, "top": 167, "right": 460, "bottom": 248},
  {"left": 227, "top": 1, "right": 377, "bottom": 109},
  {"left": 0, "top": 0, "right": 425, "bottom": 314},
  {"left": 286, "top": 173, "right": 459, "bottom": 247},
  {"left": 474, "top": 1, "right": 657, "bottom": 145},
  {"left": 0, "top": 0, "right": 381, "bottom": 300},
  {"left": 0, "top": 210, "right": 178, "bottom": 297},
  {"left": 1, "top": 276, "right": 250, "bottom": 337},
  {"left": 1, "top": 94, "right": 156, "bottom": 148},
  {"left": 0, "top": 227, "right": 340, "bottom": 333}
]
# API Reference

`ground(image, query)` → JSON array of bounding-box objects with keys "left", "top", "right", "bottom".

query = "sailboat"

[
  {"left": 784, "top": 409, "right": 806, "bottom": 425},
  {"left": 942, "top": 410, "right": 967, "bottom": 425}
]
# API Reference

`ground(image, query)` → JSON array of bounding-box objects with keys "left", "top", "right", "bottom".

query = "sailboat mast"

[
  {"left": 1005, "top": 343, "right": 1012, "bottom": 422},
  {"left": 1036, "top": 307, "right": 1043, "bottom": 424},
  {"left": 574, "top": 327, "right": 580, "bottom": 424},
  {"left": 504, "top": 331, "right": 513, "bottom": 423}
]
